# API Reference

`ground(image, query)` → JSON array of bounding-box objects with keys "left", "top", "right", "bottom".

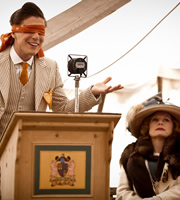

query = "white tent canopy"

[{"left": 0, "top": 0, "right": 180, "bottom": 187}]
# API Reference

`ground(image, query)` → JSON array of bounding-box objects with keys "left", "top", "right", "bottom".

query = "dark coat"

[{"left": 119, "top": 133, "right": 180, "bottom": 198}]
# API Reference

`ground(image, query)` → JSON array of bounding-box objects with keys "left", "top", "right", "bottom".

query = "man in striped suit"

[{"left": 0, "top": 2, "right": 123, "bottom": 136}]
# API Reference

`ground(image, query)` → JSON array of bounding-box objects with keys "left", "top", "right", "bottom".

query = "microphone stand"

[{"left": 74, "top": 75, "right": 80, "bottom": 112}]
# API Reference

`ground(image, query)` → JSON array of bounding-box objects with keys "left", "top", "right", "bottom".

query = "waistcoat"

[{"left": 0, "top": 60, "right": 35, "bottom": 136}]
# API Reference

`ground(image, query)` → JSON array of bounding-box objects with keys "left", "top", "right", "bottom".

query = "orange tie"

[{"left": 20, "top": 62, "right": 29, "bottom": 86}]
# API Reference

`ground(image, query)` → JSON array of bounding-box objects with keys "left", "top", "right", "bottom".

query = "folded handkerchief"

[{"left": 44, "top": 89, "right": 53, "bottom": 109}]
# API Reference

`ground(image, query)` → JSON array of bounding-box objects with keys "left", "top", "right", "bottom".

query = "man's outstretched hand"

[{"left": 91, "top": 77, "right": 124, "bottom": 97}]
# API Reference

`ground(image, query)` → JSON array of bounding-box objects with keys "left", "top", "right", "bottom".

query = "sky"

[{"left": 1, "top": 0, "right": 180, "bottom": 187}]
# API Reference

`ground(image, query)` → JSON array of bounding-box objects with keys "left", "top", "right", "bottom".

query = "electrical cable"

[{"left": 63, "top": 2, "right": 180, "bottom": 83}]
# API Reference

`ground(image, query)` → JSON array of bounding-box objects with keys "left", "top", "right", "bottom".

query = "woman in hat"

[{"left": 116, "top": 93, "right": 180, "bottom": 200}]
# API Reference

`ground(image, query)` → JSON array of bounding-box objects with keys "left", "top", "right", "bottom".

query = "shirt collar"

[{"left": 10, "top": 45, "right": 33, "bottom": 66}]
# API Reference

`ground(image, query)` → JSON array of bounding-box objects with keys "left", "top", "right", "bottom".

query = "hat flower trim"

[{"left": 126, "top": 103, "right": 144, "bottom": 131}]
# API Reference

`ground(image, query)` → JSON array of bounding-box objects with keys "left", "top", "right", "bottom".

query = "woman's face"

[{"left": 149, "top": 111, "right": 173, "bottom": 139}]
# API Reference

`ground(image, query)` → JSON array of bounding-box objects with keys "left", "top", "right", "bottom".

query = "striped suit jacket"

[{"left": 0, "top": 47, "right": 101, "bottom": 119}]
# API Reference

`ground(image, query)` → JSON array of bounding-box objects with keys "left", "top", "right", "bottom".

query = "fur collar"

[
  {"left": 162, "top": 133, "right": 180, "bottom": 179},
  {"left": 121, "top": 134, "right": 180, "bottom": 178},
  {"left": 120, "top": 134, "right": 180, "bottom": 197}
]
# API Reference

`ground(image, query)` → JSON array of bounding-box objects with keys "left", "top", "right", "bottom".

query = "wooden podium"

[{"left": 0, "top": 112, "right": 121, "bottom": 200}]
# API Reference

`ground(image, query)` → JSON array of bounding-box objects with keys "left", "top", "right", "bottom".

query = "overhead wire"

[
  {"left": 63, "top": 2, "right": 179, "bottom": 83},
  {"left": 87, "top": 2, "right": 179, "bottom": 78}
]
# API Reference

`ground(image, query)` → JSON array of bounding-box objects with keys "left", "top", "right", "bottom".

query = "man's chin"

[{"left": 29, "top": 50, "right": 39, "bottom": 56}]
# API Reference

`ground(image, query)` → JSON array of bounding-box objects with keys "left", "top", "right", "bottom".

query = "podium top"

[{"left": 0, "top": 111, "right": 121, "bottom": 156}]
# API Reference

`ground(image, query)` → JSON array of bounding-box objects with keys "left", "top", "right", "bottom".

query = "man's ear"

[{"left": 11, "top": 32, "right": 15, "bottom": 39}]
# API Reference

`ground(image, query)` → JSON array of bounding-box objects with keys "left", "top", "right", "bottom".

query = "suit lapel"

[
  {"left": 0, "top": 48, "right": 11, "bottom": 107},
  {"left": 35, "top": 57, "right": 52, "bottom": 110},
  {"left": 0, "top": 49, "right": 52, "bottom": 110},
  {"left": 158, "top": 163, "right": 174, "bottom": 192}
]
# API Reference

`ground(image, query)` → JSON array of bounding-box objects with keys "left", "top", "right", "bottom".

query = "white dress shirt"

[{"left": 10, "top": 45, "right": 33, "bottom": 78}]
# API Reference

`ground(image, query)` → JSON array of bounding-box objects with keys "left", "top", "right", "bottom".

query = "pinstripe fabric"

[
  {"left": 0, "top": 47, "right": 101, "bottom": 136},
  {"left": 0, "top": 60, "right": 35, "bottom": 136}
]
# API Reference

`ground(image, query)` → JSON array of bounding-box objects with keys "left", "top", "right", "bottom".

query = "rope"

[
  {"left": 87, "top": 2, "right": 180, "bottom": 78},
  {"left": 63, "top": 2, "right": 180, "bottom": 83}
]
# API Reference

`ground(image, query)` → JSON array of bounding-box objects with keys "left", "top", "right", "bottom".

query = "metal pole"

[{"left": 74, "top": 75, "right": 80, "bottom": 112}]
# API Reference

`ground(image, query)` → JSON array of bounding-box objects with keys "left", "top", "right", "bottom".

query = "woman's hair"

[
  {"left": 9, "top": 2, "right": 47, "bottom": 26},
  {"left": 140, "top": 111, "right": 180, "bottom": 137}
]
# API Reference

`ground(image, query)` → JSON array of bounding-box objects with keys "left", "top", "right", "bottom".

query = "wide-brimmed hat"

[{"left": 127, "top": 93, "right": 180, "bottom": 138}]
